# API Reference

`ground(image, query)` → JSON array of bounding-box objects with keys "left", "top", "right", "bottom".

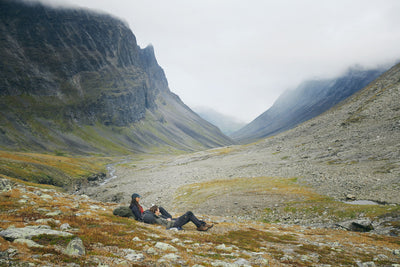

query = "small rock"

[
  {"left": 36, "top": 218, "right": 60, "bottom": 225},
  {"left": 216, "top": 244, "right": 233, "bottom": 252},
  {"left": 252, "top": 255, "right": 269, "bottom": 265},
  {"left": 394, "top": 249, "right": 400, "bottom": 256},
  {"left": 64, "top": 237, "right": 85, "bottom": 257},
  {"left": 373, "top": 254, "right": 388, "bottom": 261},
  {"left": 233, "top": 258, "right": 251, "bottom": 266},
  {"left": 346, "top": 194, "right": 356, "bottom": 200},
  {"left": 14, "top": 238, "right": 43, "bottom": 248},
  {"left": 211, "top": 260, "right": 236, "bottom": 267},
  {"left": 147, "top": 233, "right": 160, "bottom": 238},
  {"left": 0, "top": 179, "right": 13, "bottom": 192},
  {"left": 301, "top": 255, "right": 310, "bottom": 262},
  {"left": 146, "top": 247, "right": 157, "bottom": 255},
  {"left": 161, "top": 253, "right": 180, "bottom": 261},
  {"left": 125, "top": 252, "right": 144, "bottom": 261},
  {"left": 90, "top": 205, "right": 105, "bottom": 210},
  {"left": 357, "top": 262, "right": 376, "bottom": 267},
  {"left": 60, "top": 223, "right": 71, "bottom": 231},
  {"left": 155, "top": 242, "right": 177, "bottom": 252},
  {"left": 280, "top": 255, "right": 293, "bottom": 261},
  {"left": 6, "top": 248, "right": 18, "bottom": 258},
  {"left": 46, "top": 210, "right": 62, "bottom": 217},
  {"left": 132, "top": 237, "right": 141, "bottom": 242},
  {"left": 40, "top": 194, "right": 53, "bottom": 201},
  {"left": 37, "top": 208, "right": 50, "bottom": 213}
]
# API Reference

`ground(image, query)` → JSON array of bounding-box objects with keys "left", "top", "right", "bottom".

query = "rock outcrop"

[{"left": 0, "top": 0, "right": 233, "bottom": 155}]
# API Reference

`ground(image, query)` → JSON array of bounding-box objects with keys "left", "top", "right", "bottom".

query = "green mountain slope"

[{"left": 0, "top": 0, "right": 233, "bottom": 155}]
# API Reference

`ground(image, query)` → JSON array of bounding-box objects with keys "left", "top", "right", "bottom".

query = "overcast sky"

[{"left": 38, "top": 0, "right": 400, "bottom": 122}]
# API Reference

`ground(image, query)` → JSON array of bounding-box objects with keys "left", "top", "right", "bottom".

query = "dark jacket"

[
  {"left": 143, "top": 210, "right": 175, "bottom": 229},
  {"left": 130, "top": 204, "right": 143, "bottom": 221}
]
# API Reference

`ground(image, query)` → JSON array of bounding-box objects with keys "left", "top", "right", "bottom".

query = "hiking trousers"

[{"left": 172, "top": 211, "right": 205, "bottom": 228}]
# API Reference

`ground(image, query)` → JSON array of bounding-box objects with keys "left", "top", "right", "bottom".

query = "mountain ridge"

[
  {"left": 232, "top": 66, "right": 387, "bottom": 143},
  {"left": 0, "top": 0, "right": 233, "bottom": 155}
]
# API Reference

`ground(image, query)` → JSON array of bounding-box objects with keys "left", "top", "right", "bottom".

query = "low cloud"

[{"left": 23, "top": 0, "right": 400, "bottom": 122}]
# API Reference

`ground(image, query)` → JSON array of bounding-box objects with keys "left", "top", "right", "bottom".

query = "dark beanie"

[{"left": 132, "top": 193, "right": 141, "bottom": 199}]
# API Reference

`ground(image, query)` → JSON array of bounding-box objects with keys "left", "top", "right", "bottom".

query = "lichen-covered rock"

[
  {"left": 0, "top": 179, "right": 13, "bottom": 192},
  {"left": 0, "top": 225, "right": 73, "bottom": 241},
  {"left": 154, "top": 242, "right": 177, "bottom": 252},
  {"left": 14, "top": 238, "right": 44, "bottom": 248},
  {"left": 64, "top": 237, "right": 85, "bottom": 257}
]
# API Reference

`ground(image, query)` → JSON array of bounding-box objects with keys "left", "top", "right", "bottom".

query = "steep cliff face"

[
  {"left": 231, "top": 67, "right": 386, "bottom": 144},
  {"left": 0, "top": 0, "right": 233, "bottom": 154}
]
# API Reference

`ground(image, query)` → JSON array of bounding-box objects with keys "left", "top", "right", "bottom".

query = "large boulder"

[
  {"left": 337, "top": 219, "right": 374, "bottom": 232},
  {"left": 0, "top": 225, "right": 73, "bottom": 241}
]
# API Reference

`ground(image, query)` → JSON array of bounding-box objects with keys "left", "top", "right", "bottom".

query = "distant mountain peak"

[{"left": 231, "top": 66, "right": 388, "bottom": 143}]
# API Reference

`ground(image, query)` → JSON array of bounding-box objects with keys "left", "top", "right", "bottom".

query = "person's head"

[
  {"left": 149, "top": 205, "right": 159, "bottom": 215},
  {"left": 130, "top": 193, "right": 141, "bottom": 207},
  {"left": 131, "top": 193, "right": 141, "bottom": 203}
]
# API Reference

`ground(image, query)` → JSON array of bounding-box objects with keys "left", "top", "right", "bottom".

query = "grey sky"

[{"left": 36, "top": 0, "right": 400, "bottom": 122}]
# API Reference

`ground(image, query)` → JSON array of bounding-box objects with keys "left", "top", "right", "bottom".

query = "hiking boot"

[
  {"left": 197, "top": 225, "right": 209, "bottom": 231},
  {"left": 204, "top": 223, "right": 214, "bottom": 229}
]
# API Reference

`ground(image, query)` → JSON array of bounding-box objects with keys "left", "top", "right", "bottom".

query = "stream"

[{"left": 100, "top": 159, "right": 130, "bottom": 186}]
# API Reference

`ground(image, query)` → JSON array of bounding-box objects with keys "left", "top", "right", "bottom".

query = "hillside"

[
  {"left": 231, "top": 66, "right": 386, "bottom": 144},
  {"left": 0, "top": 178, "right": 399, "bottom": 266},
  {"left": 0, "top": 0, "right": 233, "bottom": 155}
]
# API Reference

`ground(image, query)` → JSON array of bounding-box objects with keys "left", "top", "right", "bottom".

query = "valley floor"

[{"left": 80, "top": 139, "right": 400, "bottom": 235}]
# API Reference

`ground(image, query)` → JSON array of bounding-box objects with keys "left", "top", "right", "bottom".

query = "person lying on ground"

[
  {"left": 129, "top": 193, "right": 172, "bottom": 221},
  {"left": 143, "top": 205, "right": 213, "bottom": 231}
]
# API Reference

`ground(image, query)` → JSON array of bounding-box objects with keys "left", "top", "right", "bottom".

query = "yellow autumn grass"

[
  {"left": 0, "top": 150, "right": 110, "bottom": 188},
  {"left": 174, "top": 176, "right": 315, "bottom": 205},
  {"left": 173, "top": 176, "right": 400, "bottom": 223}
]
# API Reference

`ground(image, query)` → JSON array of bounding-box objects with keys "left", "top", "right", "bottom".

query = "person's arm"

[
  {"left": 159, "top": 206, "right": 173, "bottom": 219},
  {"left": 130, "top": 205, "right": 143, "bottom": 221},
  {"left": 154, "top": 216, "right": 175, "bottom": 228}
]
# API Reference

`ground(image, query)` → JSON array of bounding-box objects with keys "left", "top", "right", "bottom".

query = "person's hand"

[{"left": 167, "top": 218, "right": 171, "bottom": 221}]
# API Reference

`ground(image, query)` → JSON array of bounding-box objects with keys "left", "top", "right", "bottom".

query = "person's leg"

[
  {"left": 159, "top": 206, "right": 172, "bottom": 219},
  {"left": 173, "top": 211, "right": 204, "bottom": 228}
]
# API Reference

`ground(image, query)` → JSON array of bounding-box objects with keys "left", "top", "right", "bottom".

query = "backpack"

[{"left": 113, "top": 206, "right": 135, "bottom": 218}]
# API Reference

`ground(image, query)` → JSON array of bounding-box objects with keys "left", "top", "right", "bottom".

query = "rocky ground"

[{"left": 1, "top": 178, "right": 400, "bottom": 266}]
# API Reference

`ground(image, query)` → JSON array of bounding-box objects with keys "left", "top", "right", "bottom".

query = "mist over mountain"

[
  {"left": 192, "top": 107, "right": 246, "bottom": 135},
  {"left": 231, "top": 66, "right": 387, "bottom": 144},
  {"left": 0, "top": 0, "right": 233, "bottom": 155}
]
